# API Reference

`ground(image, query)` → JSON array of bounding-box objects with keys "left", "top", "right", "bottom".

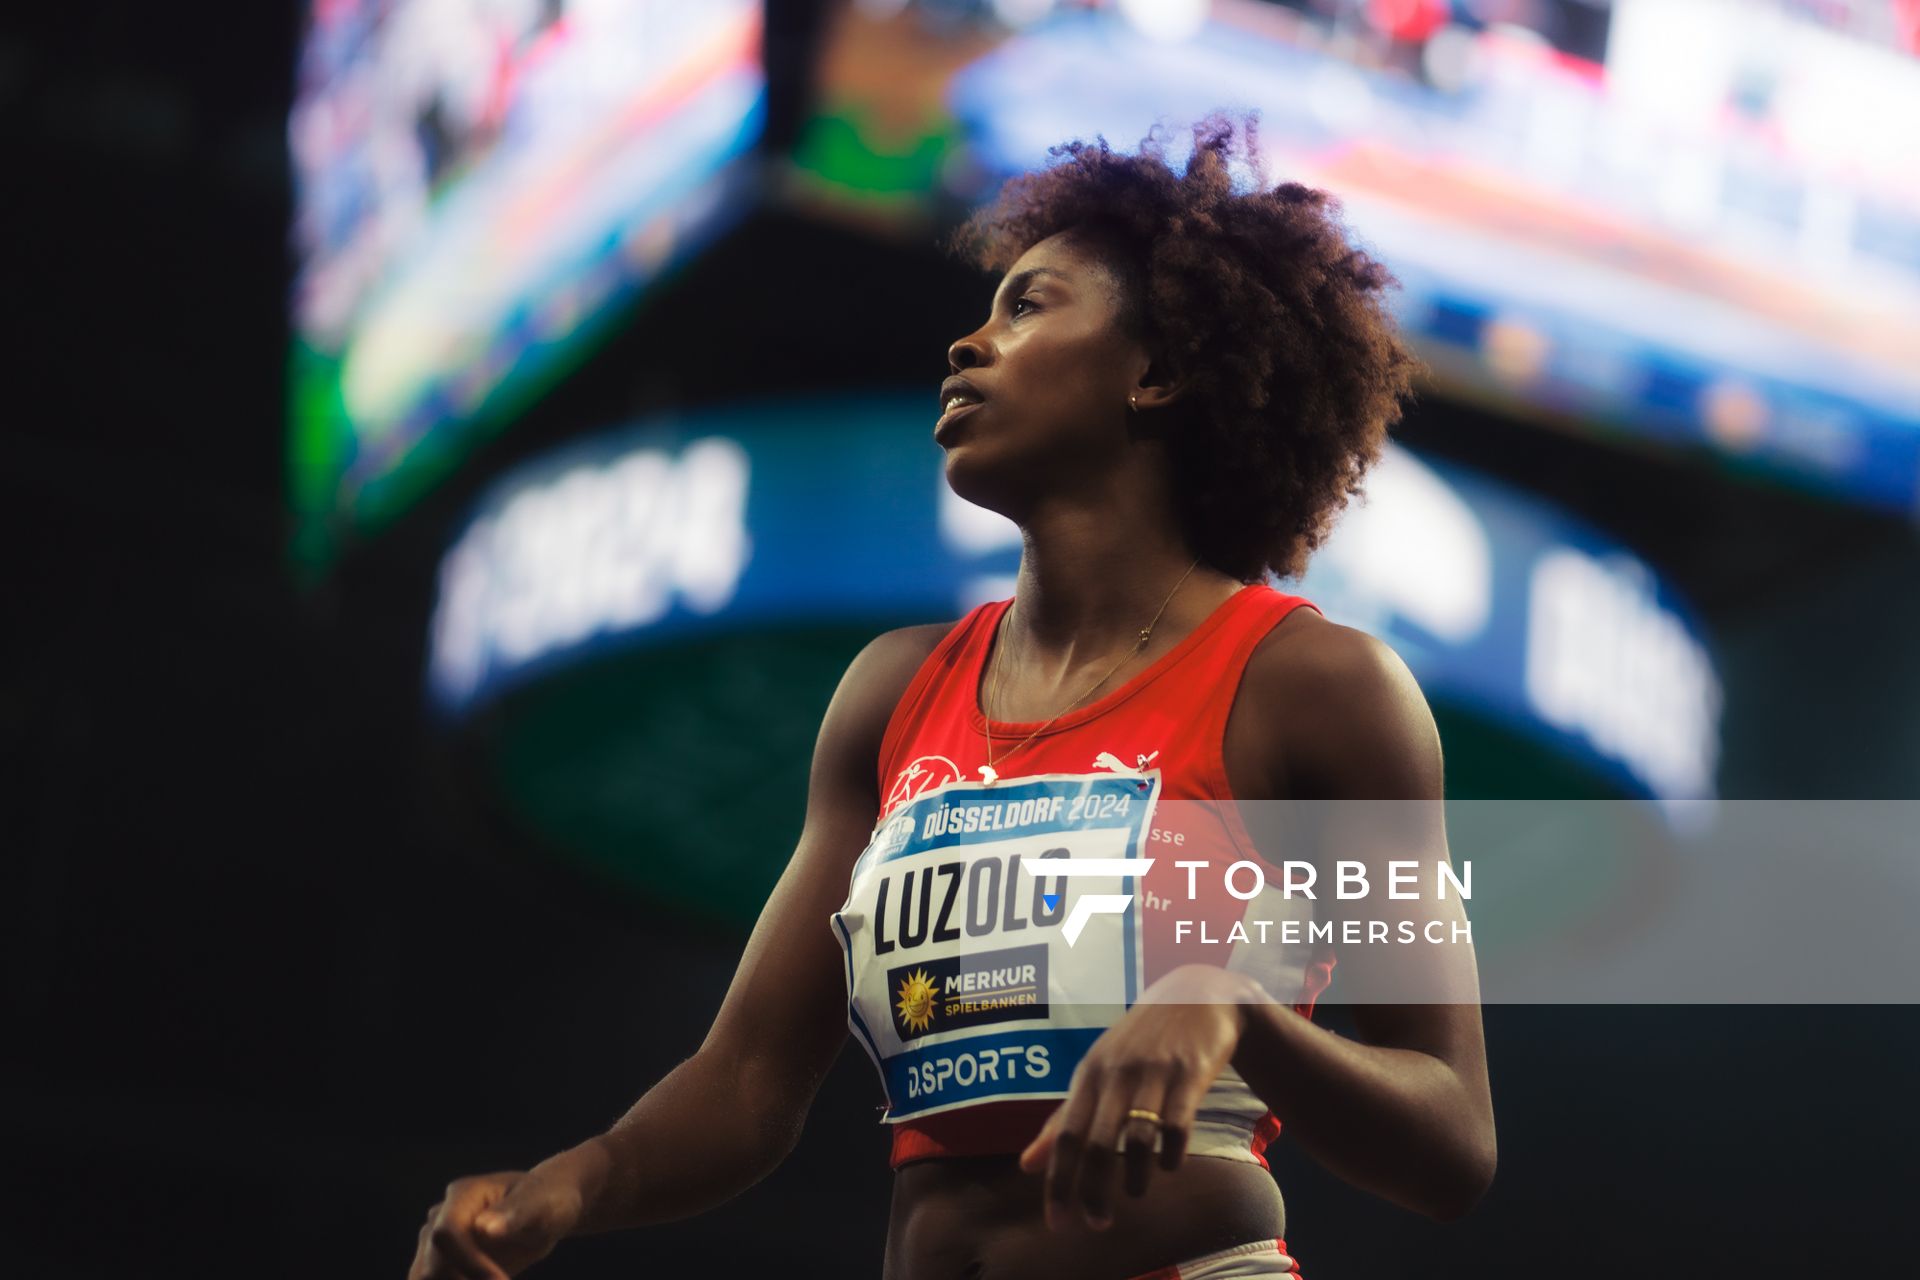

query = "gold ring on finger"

[{"left": 1125, "top": 1108, "right": 1162, "bottom": 1125}]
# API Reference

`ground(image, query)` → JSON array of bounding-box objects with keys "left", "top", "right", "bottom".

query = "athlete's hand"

[
  {"left": 407, "top": 1167, "right": 582, "bottom": 1279},
  {"left": 1017, "top": 964, "right": 1270, "bottom": 1231}
]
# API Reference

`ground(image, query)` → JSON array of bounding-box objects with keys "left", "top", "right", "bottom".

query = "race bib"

[{"left": 832, "top": 770, "right": 1161, "bottom": 1122}]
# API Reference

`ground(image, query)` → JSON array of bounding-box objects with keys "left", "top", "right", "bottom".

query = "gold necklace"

[{"left": 978, "top": 556, "right": 1202, "bottom": 786}]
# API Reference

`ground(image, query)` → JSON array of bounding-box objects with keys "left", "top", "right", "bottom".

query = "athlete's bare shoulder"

[
  {"left": 1244, "top": 604, "right": 1396, "bottom": 692},
  {"left": 1238, "top": 607, "right": 1443, "bottom": 800},
  {"left": 822, "top": 619, "right": 968, "bottom": 789},
  {"left": 855, "top": 619, "right": 959, "bottom": 703},
  {"left": 870, "top": 619, "right": 959, "bottom": 667}
]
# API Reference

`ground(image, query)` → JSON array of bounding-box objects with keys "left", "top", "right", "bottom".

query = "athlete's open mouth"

[
  {"left": 936, "top": 398, "right": 985, "bottom": 437},
  {"left": 938, "top": 374, "right": 986, "bottom": 414}
]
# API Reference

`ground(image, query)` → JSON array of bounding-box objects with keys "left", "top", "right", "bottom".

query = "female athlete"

[{"left": 408, "top": 112, "right": 1495, "bottom": 1280}]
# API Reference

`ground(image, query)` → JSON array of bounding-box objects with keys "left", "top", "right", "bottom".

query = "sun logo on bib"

[{"left": 894, "top": 968, "right": 940, "bottom": 1034}]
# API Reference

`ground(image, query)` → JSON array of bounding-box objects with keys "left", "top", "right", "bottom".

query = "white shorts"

[{"left": 1121, "top": 1236, "right": 1303, "bottom": 1279}]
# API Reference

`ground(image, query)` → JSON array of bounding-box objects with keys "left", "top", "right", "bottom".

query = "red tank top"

[{"left": 863, "top": 582, "right": 1336, "bottom": 1169}]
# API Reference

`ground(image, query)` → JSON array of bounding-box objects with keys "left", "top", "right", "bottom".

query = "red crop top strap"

[
  {"left": 1188, "top": 586, "right": 1320, "bottom": 804},
  {"left": 874, "top": 603, "right": 994, "bottom": 802}
]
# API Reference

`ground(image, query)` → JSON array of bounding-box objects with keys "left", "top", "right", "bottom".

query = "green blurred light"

[{"left": 789, "top": 106, "right": 952, "bottom": 197}]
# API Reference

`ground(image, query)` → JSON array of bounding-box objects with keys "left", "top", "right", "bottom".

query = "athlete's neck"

[{"left": 1003, "top": 513, "right": 1243, "bottom": 684}]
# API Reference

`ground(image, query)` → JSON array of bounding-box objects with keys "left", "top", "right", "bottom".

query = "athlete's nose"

[{"left": 948, "top": 332, "right": 988, "bottom": 373}]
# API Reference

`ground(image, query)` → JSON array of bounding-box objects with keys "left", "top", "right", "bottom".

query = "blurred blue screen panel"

[{"left": 288, "top": 0, "right": 767, "bottom": 569}]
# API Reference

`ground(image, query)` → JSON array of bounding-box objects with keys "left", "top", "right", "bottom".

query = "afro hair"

[{"left": 945, "top": 111, "right": 1424, "bottom": 582}]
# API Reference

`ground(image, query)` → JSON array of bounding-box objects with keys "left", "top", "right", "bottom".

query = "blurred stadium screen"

[
  {"left": 426, "top": 394, "right": 1721, "bottom": 816},
  {"left": 287, "top": 0, "right": 767, "bottom": 569},
  {"left": 786, "top": 0, "right": 1920, "bottom": 512}
]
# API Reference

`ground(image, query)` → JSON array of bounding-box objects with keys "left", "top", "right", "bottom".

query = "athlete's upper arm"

[
  {"left": 695, "top": 621, "right": 949, "bottom": 1126},
  {"left": 1254, "top": 618, "right": 1487, "bottom": 1080}
]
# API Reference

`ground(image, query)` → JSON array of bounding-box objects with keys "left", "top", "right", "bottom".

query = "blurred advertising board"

[
  {"left": 789, "top": 0, "right": 1920, "bottom": 512},
  {"left": 288, "top": 0, "right": 766, "bottom": 569},
  {"left": 426, "top": 392, "right": 1722, "bottom": 806}
]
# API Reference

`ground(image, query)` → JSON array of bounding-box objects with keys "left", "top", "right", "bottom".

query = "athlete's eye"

[{"left": 1011, "top": 295, "right": 1038, "bottom": 317}]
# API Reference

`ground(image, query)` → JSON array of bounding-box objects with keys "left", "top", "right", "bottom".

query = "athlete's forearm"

[
  {"left": 548, "top": 1051, "right": 807, "bottom": 1235},
  {"left": 1231, "top": 999, "right": 1495, "bottom": 1221}
]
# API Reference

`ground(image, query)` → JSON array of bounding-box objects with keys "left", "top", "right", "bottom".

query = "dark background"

[{"left": 5, "top": 3, "right": 1916, "bottom": 1276}]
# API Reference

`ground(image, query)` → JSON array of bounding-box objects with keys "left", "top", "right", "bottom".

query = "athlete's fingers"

[
  {"left": 1044, "top": 1127, "right": 1089, "bottom": 1232},
  {"left": 409, "top": 1218, "right": 433, "bottom": 1280},
  {"left": 1043, "top": 1060, "right": 1107, "bottom": 1231},
  {"left": 1073, "top": 1131, "right": 1123, "bottom": 1230},
  {"left": 1018, "top": 1102, "right": 1064, "bottom": 1173},
  {"left": 419, "top": 1184, "right": 513, "bottom": 1280},
  {"left": 425, "top": 1220, "right": 510, "bottom": 1280},
  {"left": 1156, "top": 1055, "right": 1210, "bottom": 1172},
  {"left": 413, "top": 1210, "right": 481, "bottom": 1280},
  {"left": 1120, "top": 1070, "right": 1176, "bottom": 1200},
  {"left": 1075, "top": 1061, "right": 1147, "bottom": 1226}
]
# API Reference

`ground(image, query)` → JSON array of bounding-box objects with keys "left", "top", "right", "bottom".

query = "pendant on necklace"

[{"left": 978, "top": 763, "right": 999, "bottom": 785}]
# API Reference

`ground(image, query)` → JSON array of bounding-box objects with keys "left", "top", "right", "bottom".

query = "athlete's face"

[{"left": 938, "top": 232, "right": 1153, "bottom": 512}]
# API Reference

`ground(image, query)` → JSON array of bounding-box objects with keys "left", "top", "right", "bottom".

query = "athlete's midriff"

[{"left": 883, "top": 1152, "right": 1285, "bottom": 1280}]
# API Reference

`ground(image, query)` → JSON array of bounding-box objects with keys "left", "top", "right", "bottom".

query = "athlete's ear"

[
  {"left": 1125, "top": 385, "right": 1183, "bottom": 445},
  {"left": 1129, "top": 385, "right": 1185, "bottom": 414},
  {"left": 1126, "top": 348, "right": 1187, "bottom": 428}
]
